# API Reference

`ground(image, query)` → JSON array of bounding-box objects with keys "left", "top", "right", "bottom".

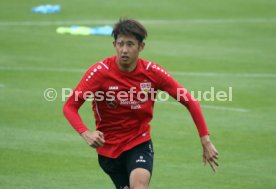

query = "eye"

[
  {"left": 127, "top": 42, "right": 135, "bottom": 47},
  {"left": 117, "top": 41, "right": 124, "bottom": 46}
]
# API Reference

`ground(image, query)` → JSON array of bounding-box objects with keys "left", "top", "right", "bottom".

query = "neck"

[{"left": 116, "top": 58, "right": 138, "bottom": 72}]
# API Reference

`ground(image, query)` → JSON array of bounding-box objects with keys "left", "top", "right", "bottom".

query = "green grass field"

[{"left": 1, "top": 0, "right": 276, "bottom": 188}]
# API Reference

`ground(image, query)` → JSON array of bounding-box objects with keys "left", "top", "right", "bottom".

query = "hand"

[
  {"left": 201, "top": 135, "right": 219, "bottom": 172},
  {"left": 81, "top": 130, "right": 105, "bottom": 148}
]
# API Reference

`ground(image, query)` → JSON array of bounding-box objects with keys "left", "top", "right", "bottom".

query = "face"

[{"left": 113, "top": 35, "right": 144, "bottom": 71}]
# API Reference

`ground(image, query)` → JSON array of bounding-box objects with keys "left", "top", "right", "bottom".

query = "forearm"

[{"left": 184, "top": 94, "right": 209, "bottom": 137}]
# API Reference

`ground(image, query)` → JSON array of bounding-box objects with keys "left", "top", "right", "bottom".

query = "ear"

[
  {"left": 139, "top": 42, "right": 145, "bottom": 52},
  {"left": 112, "top": 41, "right": 116, "bottom": 47}
]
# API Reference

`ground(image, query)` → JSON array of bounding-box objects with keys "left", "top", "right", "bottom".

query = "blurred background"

[{"left": 0, "top": 0, "right": 276, "bottom": 188}]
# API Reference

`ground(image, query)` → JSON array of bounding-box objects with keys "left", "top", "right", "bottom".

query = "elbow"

[
  {"left": 63, "top": 98, "right": 81, "bottom": 117},
  {"left": 63, "top": 102, "right": 68, "bottom": 117},
  {"left": 63, "top": 100, "right": 70, "bottom": 118},
  {"left": 184, "top": 94, "right": 199, "bottom": 108},
  {"left": 63, "top": 95, "right": 84, "bottom": 118}
]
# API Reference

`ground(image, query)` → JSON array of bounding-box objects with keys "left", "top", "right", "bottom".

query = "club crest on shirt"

[{"left": 140, "top": 82, "right": 151, "bottom": 93}]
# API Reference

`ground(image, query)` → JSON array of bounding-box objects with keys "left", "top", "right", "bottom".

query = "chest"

[
  {"left": 101, "top": 73, "right": 157, "bottom": 94},
  {"left": 96, "top": 73, "right": 157, "bottom": 109}
]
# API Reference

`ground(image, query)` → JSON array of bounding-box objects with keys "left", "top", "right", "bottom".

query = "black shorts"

[{"left": 98, "top": 140, "right": 154, "bottom": 189}]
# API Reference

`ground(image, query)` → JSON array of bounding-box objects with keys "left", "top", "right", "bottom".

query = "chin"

[{"left": 121, "top": 61, "right": 131, "bottom": 65}]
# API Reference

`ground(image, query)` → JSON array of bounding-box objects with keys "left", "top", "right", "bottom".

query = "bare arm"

[{"left": 201, "top": 135, "right": 219, "bottom": 172}]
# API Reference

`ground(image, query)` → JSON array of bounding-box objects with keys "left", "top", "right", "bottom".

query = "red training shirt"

[{"left": 63, "top": 56, "right": 209, "bottom": 158}]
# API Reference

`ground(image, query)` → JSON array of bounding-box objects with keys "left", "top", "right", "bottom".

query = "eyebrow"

[
  {"left": 116, "top": 41, "right": 136, "bottom": 45},
  {"left": 117, "top": 40, "right": 135, "bottom": 43}
]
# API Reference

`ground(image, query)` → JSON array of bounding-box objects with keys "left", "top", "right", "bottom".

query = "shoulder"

[
  {"left": 84, "top": 56, "right": 114, "bottom": 82},
  {"left": 139, "top": 58, "right": 171, "bottom": 77},
  {"left": 98, "top": 55, "right": 116, "bottom": 70}
]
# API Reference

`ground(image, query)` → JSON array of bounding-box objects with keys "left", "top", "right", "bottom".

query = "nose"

[{"left": 122, "top": 45, "right": 128, "bottom": 54}]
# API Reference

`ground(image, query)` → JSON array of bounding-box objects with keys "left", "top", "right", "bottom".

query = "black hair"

[{"left": 112, "top": 18, "right": 147, "bottom": 43}]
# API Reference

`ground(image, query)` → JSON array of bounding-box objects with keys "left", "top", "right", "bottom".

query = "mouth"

[{"left": 121, "top": 55, "right": 129, "bottom": 62}]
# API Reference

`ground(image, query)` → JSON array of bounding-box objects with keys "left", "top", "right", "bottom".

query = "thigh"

[{"left": 98, "top": 155, "right": 129, "bottom": 189}]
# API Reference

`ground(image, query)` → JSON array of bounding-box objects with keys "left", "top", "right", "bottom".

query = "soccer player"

[{"left": 63, "top": 18, "right": 219, "bottom": 189}]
